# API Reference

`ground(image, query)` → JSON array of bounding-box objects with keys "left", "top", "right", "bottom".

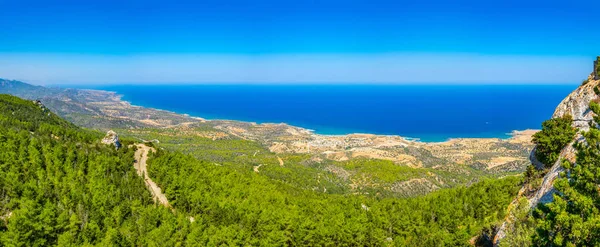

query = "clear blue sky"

[{"left": 0, "top": 0, "right": 598, "bottom": 84}]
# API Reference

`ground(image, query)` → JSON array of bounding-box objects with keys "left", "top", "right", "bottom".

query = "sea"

[{"left": 79, "top": 84, "right": 577, "bottom": 142}]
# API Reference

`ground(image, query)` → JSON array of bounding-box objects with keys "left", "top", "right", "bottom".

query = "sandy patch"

[{"left": 487, "top": 157, "right": 523, "bottom": 169}]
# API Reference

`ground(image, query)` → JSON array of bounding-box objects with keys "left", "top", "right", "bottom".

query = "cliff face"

[
  {"left": 553, "top": 75, "right": 598, "bottom": 130},
  {"left": 494, "top": 58, "right": 600, "bottom": 246}
]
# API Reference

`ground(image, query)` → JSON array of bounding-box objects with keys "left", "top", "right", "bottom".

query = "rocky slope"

[
  {"left": 493, "top": 57, "right": 600, "bottom": 246},
  {"left": 529, "top": 61, "right": 600, "bottom": 203}
]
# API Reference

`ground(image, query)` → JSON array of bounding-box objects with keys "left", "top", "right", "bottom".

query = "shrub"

[{"left": 532, "top": 115, "right": 576, "bottom": 167}]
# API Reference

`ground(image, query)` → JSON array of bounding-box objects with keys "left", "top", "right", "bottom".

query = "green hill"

[
  {"left": 0, "top": 93, "right": 73, "bottom": 129},
  {"left": 0, "top": 94, "right": 521, "bottom": 246},
  {"left": 0, "top": 94, "right": 178, "bottom": 246}
]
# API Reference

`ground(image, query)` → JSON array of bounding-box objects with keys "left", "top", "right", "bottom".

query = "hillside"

[
  {"left": 0, "top": 93, "right": 524, "bottom": 246},
  {"left": 0, "top": 79, "right": 535, "bottom": 197},
  {"left": 0, "top": 94, "right": 180, "bottom": 245}
]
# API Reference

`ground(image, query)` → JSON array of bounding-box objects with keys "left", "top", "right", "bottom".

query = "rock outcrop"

[
  {"left": 493, "top": 59, "right": 600, "bottom": 246},
  {"left": 552, "top": 75, "right": 598, "bottom": 130},
  {"left": 32, "top": 100, "right": 49, "bottom": 114},
  {"left": 526, "top": 73, "right": 599, "bottom": 208},
  {"left": 101, "top": 130, "right": 121, "bottom": 149}
]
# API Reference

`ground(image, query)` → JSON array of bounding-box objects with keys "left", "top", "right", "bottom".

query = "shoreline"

[
  {"left": 100, "top": 89, "right": 538, "bottom": 144},
  {"left": 0, "top": 81, "right": 537, "bottom": 169}
]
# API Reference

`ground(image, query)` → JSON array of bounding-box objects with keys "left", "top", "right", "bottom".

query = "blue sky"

[{"left": 0, "top": 0, "right": 598, "bottom": 84}]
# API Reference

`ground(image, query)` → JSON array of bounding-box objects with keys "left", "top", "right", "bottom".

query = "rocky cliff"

[
  {"left": 553, "top": 77, "right": 598, "bottom": 130},
  {"left": 493, "top": 57, "right": 600, "bottom": 246},
  {"left": 525, "top": 72, "right": 598, "bottom": 207}
]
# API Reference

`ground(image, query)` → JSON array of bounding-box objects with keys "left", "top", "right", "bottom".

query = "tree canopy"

[{"left": 532, "top": 115, "right": 577, "bottom": 167}]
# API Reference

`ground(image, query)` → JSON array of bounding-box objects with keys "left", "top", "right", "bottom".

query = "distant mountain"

[
  {"left": 0, "top": 78, "right": 33, "bottom": 88},
  {"left": 0, "top": 78, "right": 60, "bottom": 99},
  {"left": 0, "top": 79, "right": 228, "bottom": 130}
]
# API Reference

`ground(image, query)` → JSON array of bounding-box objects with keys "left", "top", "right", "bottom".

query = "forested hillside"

[
  {"left": 148, "top": 150, "right": 521, "bottom": 246},
  {"left": 0, "top": 94, "right": 186, "bottom": 246},
  {"left": 0, "top": 94, "right": 521, "bottom": 246}
]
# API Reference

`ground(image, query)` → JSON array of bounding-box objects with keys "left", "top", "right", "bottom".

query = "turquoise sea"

[{"left": 83, "top": 84, "right": 576, "bottom": 142}]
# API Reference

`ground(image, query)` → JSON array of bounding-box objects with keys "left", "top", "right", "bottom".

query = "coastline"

[
  {"left": 106, "top": 89, "right": 537, "bottom": 144},
  {"left": 67, "top": 87, "right": 538, "bottom": 196},
  {"left": 0, "top": 82, "right": 537, "bottom": 170},
  {"left": 92, "top": 83, "right": 568, "bottom": 143}
]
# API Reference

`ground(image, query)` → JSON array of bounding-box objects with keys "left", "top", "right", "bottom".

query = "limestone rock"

[
  {"left": 553, "top": 74, "right": 598, "bottom": 130},
  {"left": 101, "top": 130, "right": 121, "bottom": 149}
]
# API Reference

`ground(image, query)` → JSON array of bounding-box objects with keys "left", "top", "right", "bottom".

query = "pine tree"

[
  {"left": 533, "top": 102, "right": 600, "bottom": 246},
  {"left": 532, "top": 115, "right": 577, "bottom": 167}
]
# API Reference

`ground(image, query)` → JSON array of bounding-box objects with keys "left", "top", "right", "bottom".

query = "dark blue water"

[{"left": 82, "top": 84, "right": 576, "bottom": 142}]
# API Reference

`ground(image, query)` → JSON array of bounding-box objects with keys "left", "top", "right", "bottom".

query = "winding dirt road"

[{"left": 134, "top": 144, "right": 170, "bottom": 207}]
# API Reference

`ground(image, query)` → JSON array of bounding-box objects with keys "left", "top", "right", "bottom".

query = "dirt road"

[{"left": 134, "top": 144, "right": 170, "bottom": 207}]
